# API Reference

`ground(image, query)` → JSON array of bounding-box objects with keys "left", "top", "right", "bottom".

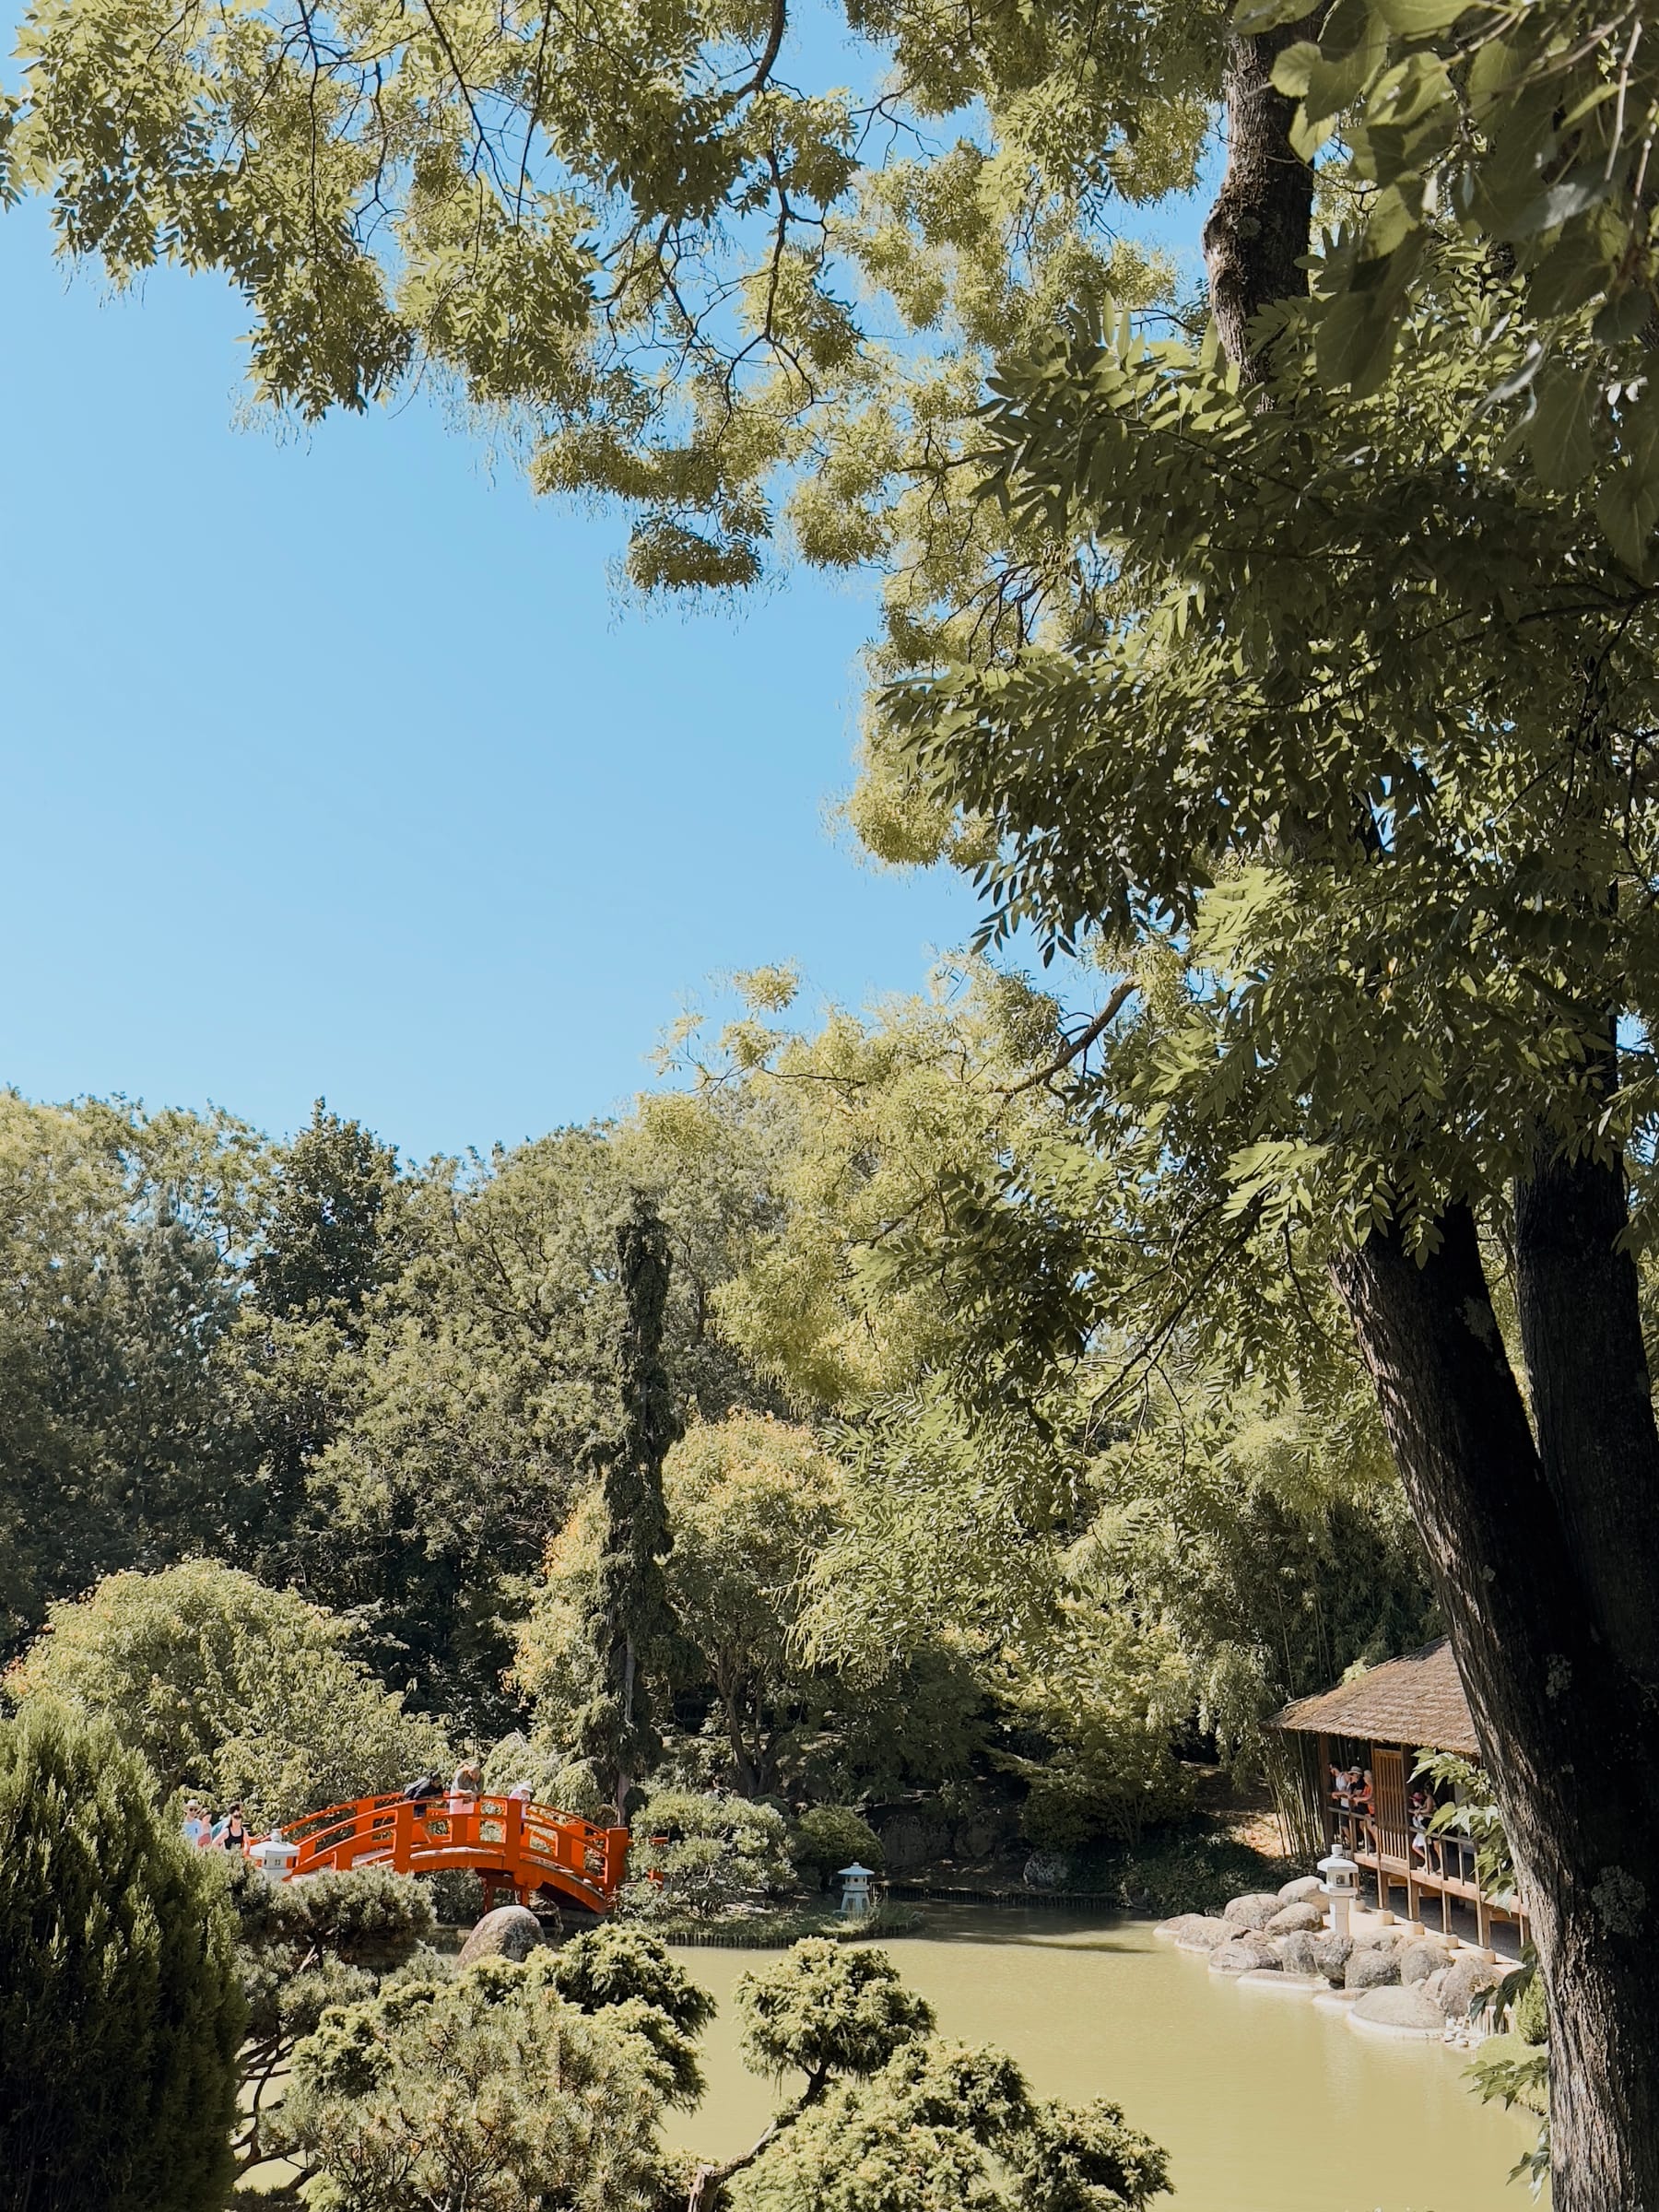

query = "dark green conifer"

[
  {"left": 0, "top": 1702, "right": 246, "bottom": 2212},
  {"left": 573, "top": 1193, "right": 680, "bottom": 1816}
]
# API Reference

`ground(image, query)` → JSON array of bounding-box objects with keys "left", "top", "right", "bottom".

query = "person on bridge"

[
  {"left": 182, "top": 1799, "right": 208, "bottom": 1847},
  {"left": 213, "top": 1805, "right": 249, "bottom": 1852},
  {"left": 447, "top": 1758, "right": 482, "bottom": 1813},
  {"left": 402, "top": 1772, "right": 439, "bottom": 1808}
]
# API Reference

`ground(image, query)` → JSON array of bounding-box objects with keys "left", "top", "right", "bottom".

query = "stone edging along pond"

[{"left": 1160, "top": 1876, "right": 1512, "bottom": 2046}]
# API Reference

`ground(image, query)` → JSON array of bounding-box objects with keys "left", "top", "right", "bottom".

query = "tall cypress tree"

[
  {"left": 0, "top": 1702, "right": 246, "bottom": 2212},
  {"left": 574, "top": 1194, "right": 679, "bottom": 1818}
]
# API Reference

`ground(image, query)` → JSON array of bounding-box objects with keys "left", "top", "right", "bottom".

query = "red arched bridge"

[{"left": 276, "top": 1794, "right": 631, "bottom": 1914}]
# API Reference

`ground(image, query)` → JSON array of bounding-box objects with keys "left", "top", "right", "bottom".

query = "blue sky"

[{"left": 0, "top": 199, "right": 981, "bottom": 1162}]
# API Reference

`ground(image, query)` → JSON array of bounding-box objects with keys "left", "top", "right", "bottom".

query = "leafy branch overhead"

[{"left": 1229, "top": 0, "right": 1659, "bottom": 529}]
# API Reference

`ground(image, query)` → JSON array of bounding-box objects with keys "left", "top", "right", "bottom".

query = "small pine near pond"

[{"left": 673, "top": 1909, "right": 1536, "bottom": 2212}]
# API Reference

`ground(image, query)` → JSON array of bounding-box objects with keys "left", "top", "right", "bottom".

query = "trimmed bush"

[
  {"left": 0, "top": 1702, "right": 245, "bottom": 2212},
  {"left": 624, "top": 1787, "right": 794, "bottom": 1919},
  {"left": 790, "top": 1806, "right": 885, "bottom": 1891},
  {"left": 7, "top": 1559, "right": 451, "bottom": 1826}
]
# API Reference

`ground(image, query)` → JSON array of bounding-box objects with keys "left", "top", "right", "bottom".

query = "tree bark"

[
  {"left": 1513, "top": 1138, "right": 1659, "bottom": 1689},
  {"left": 1201, "top": 17, "right": 1316, "bottom": 383},
  {"left": 1200, "top": 25, "right": 1659, "bottom": 2202},
  {"left": 1332, "top": 1206, "right": 1659, "bottom": 2211}
]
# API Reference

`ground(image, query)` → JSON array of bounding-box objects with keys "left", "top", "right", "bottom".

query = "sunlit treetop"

[{"left": 4, "top": 0, "right": 1198, "bottom": 588}]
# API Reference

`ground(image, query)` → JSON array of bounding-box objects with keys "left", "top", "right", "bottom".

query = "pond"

[{"left": 670, "top": 1908, "right": 1540, "bottom": 2212}]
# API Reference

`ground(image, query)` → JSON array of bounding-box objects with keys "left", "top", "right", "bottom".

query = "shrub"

[
  {"left": 271, "top": 1953, "right": 673, "bottom": 2209},
  {"left": 0, "top": 1702, "right": 246, "bottom": 2212},
  {"left": 551, "top": 1924, "right": 715, "bottom": 2104},
  {"left": 735, "top": 1940, "right": 935, "bottom": 2080},
  {"left": 6, "top": 1559, "right": 452, "bottom": 1825},
  {"left": 1513, "top": 1969, "right": 1549, "bottom": 2047},
  {"left": 791, "top": 1806, "right": 885, "bottom": 1891},
  {"left": 216, "top": 1858, "right": 436, "bottom": 2177},
  {"left": 1095, "top": 1834, "right": 1281, "bottom": 1919},
  {"left": 724, "top": 1952, "right": 1171, "bottom": 2212},
  {"left": 624, "top": 1787, "right": 795, "bottom": 1920}
]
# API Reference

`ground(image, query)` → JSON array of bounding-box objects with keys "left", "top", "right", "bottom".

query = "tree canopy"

[{"left": 0, "top": 1701, "right": 246, "bottom": 2212}]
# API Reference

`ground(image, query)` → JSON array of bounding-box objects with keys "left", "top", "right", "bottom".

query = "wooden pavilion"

[{"left": 1273, "top": 1639, "right": 1529, "bottom": 1954}]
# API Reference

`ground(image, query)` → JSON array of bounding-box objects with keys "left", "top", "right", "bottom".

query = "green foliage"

[
  {"left": 0, "top": 1701, "right": 246, "bottom": 2212},
  {"left": 249, "top": 1112, "right": 782, "bottom": 1730},
  {"left": 247, "top": 1100, "right": 406, "bottom": 1332},
  {"left": 216, "top": 1858, "right": 435, "bottom": 2176},
  {"left": 1469, "top": 2034, "right": 1551, "bottom": 2193},
  {"left": 735, "top": 1939, "right": 935, "bottom": 2084},
  {"left": 550, "top": 1923, "right": 716, "bottom": 2105},
  {"left": 7, "top": 0, "right": 1193, "bottom": 594},
  {"left": 1514, "top": 1971, "right": 1549, "bottom": 2048},
  {"left": 730, "top": 2025, "right": 1171, "bottom": 2212},
  {"left": 1417, "top": 1751, "right": 1520, "bottom": 1901},
  {"left": 572, "top": 1194, "right": 681, "bottom": 1812},
  {"left": 997, "top": 1602, "right": 1195, "bottom": 1849},
  {"left": 6, "top": 1559, "right": 452, "bottom": 1825},
  {"left": 1008, "top": 2095, "right": 1173, "bottom": 2212},
  {"left": 520, "top": 1408, "right": 986, "bottom": 1803},
  {"left": 626, "top": 1787, "right": 796, "bottom": 1921},
  {"left": 1083, "top": 1832, "right": 1282, "bottom": 1920},
  {"left": 271, "top": 1952, "right": 672, "bottom": 2210},
  {"left": 0, "top": 1094, "right": 262, "bottom": 1654},
  {"left": 659, "top": 1415, "right": 846, "bottom": 1794},
  {"left": 790, "top": 1806, "right": 885, "bottom": 1890}
]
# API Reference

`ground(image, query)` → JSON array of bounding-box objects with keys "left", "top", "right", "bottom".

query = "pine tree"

[
  {"left": 0, "top": 1702, "right": 246, "bottom": 2212},
  {"left": 573, "top": 1194, "right": 680, "bottom": 1816}
]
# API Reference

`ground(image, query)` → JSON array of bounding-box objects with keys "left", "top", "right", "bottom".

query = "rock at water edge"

[
  {"left": 458, "top": 1904, "right": 545, "bottom": 1966},
  {"left": 1155, "top": 1914, "right": 1232, "bottom": 1949},
  {"left": 1266, "top": 1902, "right": 1325, "bottom": 1934},
  {"left": 1346, "top": 1947, "right": 1402, "bottom": 1991},
  {"left": 1277, "top": 1875, "right": 1326, "bottom": 1906},
  {"left": 1222, "top": 1892, "right": 1284, "bottom": 1932},
  {"left": 1211, "top": 1938, "right": 1280, "bottom": 1974},
  {"left": 1350, "top": 1984, "right": 1447, "bottom": 2037}
]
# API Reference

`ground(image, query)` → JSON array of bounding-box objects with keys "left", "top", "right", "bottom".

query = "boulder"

[
  {"left": 1346, "top": 1947, "right": 1401, "bottom": 1991},
  {"left": 1279, "top": 1930, "right": 1321, "bottom": 1977},
  {"left": 1399, "top": 1938, "right": 1452, "bottom": 1985},
  {"left": 1277, "top": 1875, "right": 1326, "bottom": 1906},
  {"left": 1266, "top": 1902, "right": 1325, "bottom": 1935},
  {"left": 457, "top": 1905, "right": 544, "bottom": 1967},
  {"left": 1021, "top": 1852, "right": 1070, "bottom": 1891},
  {"left": 1155, "top": 1914, "right": 1232, "bottom": 1950},
  {"left": 1350, "top": 1985, "right": 1447, "bottom": 2037},
  {"left": 1222, "top": 1892, "right": 1284, "bottom": 1933},
  {"left": 1439, "top": 1953, "right": 1506, "bottom": 2023},
  {"left": 880, "top": 1817, "right": 931, "bottom": 1874},
  {"left": 952, "top": 1816, "right": 1002, "bottom": 1861},
  {"left": 1210, "top": 1937, "right": 1281, "bottom": 1974},
  {"left": 1311, "top": 1933, "right": 1353, "bottom": 1983}
]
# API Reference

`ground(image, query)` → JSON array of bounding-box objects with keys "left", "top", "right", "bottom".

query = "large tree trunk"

[
  {"left": 1202, "top": 25, "right": 1659, "bottom": 2201},
  {"left": 1332, "top": 1203, "right": 1659, "bottom": 2210},
  {"left": 1201, "top": 17, "right": 1316, "bottom": 382}
]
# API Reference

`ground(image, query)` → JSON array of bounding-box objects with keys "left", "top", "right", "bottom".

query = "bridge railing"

[{"left": 277, "top": 1794, "right": 630, "bottom": 1905}]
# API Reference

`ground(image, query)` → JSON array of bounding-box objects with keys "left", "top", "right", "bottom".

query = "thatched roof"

[{"left": 1272, "top": 1639, "right": 1478, "bottom": 1758}]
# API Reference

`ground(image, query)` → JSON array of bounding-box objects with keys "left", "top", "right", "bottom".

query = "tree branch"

[{"left": 1001, "top": 979, "right": 1138, "bottom": 1096}]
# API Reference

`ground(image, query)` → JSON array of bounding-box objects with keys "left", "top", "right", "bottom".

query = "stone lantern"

[
  {"left": 838, "top": 1862, "right": 876, "bottom": 1919},
  {"left": 1318, "top": 1848, "right": 1359, "bottom": 1938},
  {"left": 248, "top": 1827, "right": 300, "bottom": 1882}
]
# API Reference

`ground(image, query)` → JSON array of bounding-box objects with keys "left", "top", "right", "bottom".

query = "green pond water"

[{"left": 670, "top": 1909, "right": 1540, "bottom": 2212}]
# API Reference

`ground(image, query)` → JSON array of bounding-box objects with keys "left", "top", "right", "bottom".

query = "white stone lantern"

[
  {"left": 1318, "top": 1848, "right": 1359, "bottom": 1939},
  {"left": 838, "top": 1862, "right": 876, "bottom": 1918},
  {"left": 248, "top": 1827, "right": 300, "bottom": 1882}
]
